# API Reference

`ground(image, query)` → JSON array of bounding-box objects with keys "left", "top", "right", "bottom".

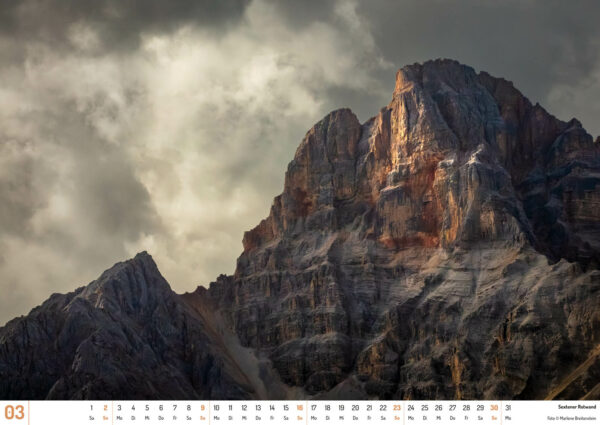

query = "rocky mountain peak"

[
  {"left": 209, "top": 60, "right": 600, "bottom": 400},
  {"left": 394, "top": 59, "right": 477, "bottom": 95},
  {"left": 240, "top": 59, "right": 600, "bottom": 267},
  {"left": 79, "top": 251, "right": 173, "bottom": 317}
]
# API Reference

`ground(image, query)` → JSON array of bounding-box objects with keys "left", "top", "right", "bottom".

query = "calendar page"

[
  {"left": 0, "top": 2, "right": 599, "bottom": 425},
  {"left": 0, "top": 400, "right": 598, "bottom": 424}
]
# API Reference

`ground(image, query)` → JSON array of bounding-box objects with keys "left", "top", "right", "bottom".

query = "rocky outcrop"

[
  {"left": 0, "top": 253, "right": 257, "bottom": 400},
  {"left": 1, "top": 59, "right": 599, "bottom": 400},
  {"left": 197, "top": 59, "right": 600, "bottom": 400}
]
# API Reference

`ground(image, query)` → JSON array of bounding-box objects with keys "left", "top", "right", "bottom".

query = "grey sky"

[{"left": 1, "top": 0, "right": 599, "bottom": 325}]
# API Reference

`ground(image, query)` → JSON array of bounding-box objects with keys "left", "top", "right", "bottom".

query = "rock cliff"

[{"left": 1, "top": 59, "right": 600, "bottom": 400}]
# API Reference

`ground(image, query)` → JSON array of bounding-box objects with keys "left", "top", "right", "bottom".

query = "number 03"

[{"left": 5, "top": 405, "right": 25, "bottom": 420}]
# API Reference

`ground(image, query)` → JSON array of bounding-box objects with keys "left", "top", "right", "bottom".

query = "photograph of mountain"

[{"left": 0, "top": 1, "right": 599, "bottom": 401}]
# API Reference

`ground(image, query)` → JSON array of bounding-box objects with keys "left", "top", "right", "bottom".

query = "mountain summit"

[{"left": 2, "top": 59, "right": 600, "bottom": 400}]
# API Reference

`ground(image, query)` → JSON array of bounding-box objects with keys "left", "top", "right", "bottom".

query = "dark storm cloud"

[
  {"left": 358, "top": 0, "right": 600, "bottom": 99},
  {"left": 55, "top": 106, "right": 163, "bottom": 240},
  {"left": 0, "top": 0, "right": 250, "bottom": 50},
  {"left": 0, "top": 94, "right": 162, "bottom": 245},
  {"left": 264, "top": 0, "right": 338, "bottom": 29}
]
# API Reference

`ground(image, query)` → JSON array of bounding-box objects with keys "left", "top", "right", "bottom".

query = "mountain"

[
  {"left": 1, "top": 59, "right": 600, "bottom": 400},
  {"left": 0, "top": 252, "right": 260, "bottom": 399}
]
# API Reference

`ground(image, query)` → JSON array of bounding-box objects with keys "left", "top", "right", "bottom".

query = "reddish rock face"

[
  {"left": 242, "top": 60, "right": 600, "bottom": 262},
  {"left": 208, "top": 59, "right": 600, "bottom": 399}
]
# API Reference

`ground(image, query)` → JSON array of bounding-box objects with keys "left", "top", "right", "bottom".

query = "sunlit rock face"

[
  {"left": 241, "top": 59, "right": 600, "bottom": 261},
  {"left": 203, "top": 59, "right": 600, "bottom": 399},
  {"left": 1, "top": 59, "right": 600, "bottom": 400}
]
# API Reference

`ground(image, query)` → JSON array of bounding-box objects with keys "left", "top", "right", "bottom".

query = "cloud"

[{"left": 0, "top": 0, "right": 250, "bottom": 52}]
